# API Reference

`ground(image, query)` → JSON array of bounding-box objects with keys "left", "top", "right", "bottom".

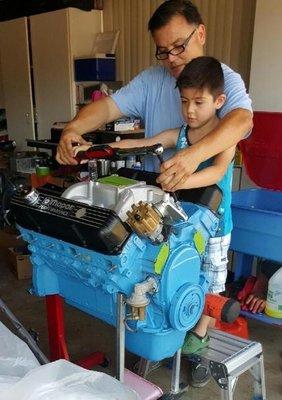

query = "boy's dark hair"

[
  {"left": 148, "top": 0, "right": 203, "bottom": 33},
  {"left": 176, "top": 56, "right": 224, "bottom": 99}
]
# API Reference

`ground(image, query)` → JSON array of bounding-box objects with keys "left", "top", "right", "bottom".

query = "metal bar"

[
  {"left": 45, "top": 295, "right": 69, "bottom": 361},
  {"left": 137, "top": 358, "right": 151, "bottom": 378},
  {"left": 170, "top": 348, "right": 181, "bottom": 394},
  {"left": 220, "top": 376, "right": 235, "bottom": 400},
  {"left": 26, "top": 139, "right": 58, "bottom": 149},
  {"left": 116, "top": 292, "right": 126, "bottom": 383},
  {"left": 251, "top": 355, "right": 266, "bottom": 400},
  {"left": 225, "top": 356, "right": 262, "bottom": 379},
  {"left": 0, "top": 297, "right": 49, "bottom": 365}
]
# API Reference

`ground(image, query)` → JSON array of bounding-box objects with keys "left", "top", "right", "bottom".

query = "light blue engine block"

[{"left": 16, "top": 178, "right": 219, "bottom": 361}]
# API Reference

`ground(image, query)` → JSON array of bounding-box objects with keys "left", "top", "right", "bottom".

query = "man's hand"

[
  {"left": 56, "top": 129, "right": 91, "bottom": 165},
  {"left": 157, "top": 147, "right": 201, "bottom": 191}
]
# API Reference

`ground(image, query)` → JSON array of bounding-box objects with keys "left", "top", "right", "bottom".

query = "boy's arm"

[
  {"left": 173, "top": 146, "right": 236, "bottom": 190},
  {"left": 73, "top": 128, "right": 179, "bottom": 157},
  {"left": 158, "top": 110, "right": 252, "bottom": 191},
  {"left": 109, "top": 128, "right": 178, "bottom": 149}
]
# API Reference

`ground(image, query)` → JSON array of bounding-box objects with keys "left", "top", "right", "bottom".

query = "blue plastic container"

[
  {"left": 231, "top": 188, "right": 282, "bottom": 262},
  {"left": 74, "top": 57, "right": 116, "bottom": 82}
]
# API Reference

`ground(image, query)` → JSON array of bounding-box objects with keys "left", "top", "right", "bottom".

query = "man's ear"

[
  {"left": 197, "top": 24, "right": 206, "bottom": 46},
  {"left": 215, "top": 94, "right": 226, "bottom": 109}
]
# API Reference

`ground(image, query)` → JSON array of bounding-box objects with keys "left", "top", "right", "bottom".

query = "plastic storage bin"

[
  {"left": 74, "top": 57, "right": 116, "bottom": 81},
  {"left": 231, "top": 188, "right": 282, "bottom": 262}
]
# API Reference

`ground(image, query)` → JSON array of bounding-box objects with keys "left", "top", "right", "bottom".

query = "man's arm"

[
  {"left": 157, "top": 108, "right": 252, "bottom": 191},
  {"left": 57, "top": 68, "right": 151, "bottom": 166},
  {"left": 170, "top": 146, "right": 236, "bottom": 191},
  {"left": 56, "top": 97, "right": 122, "bottom": 165}
]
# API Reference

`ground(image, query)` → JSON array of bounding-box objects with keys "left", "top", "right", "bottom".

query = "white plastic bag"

[
  {"left": 0, "top": 376, "right": 20, "bottom": 393},
  {"left": 0, "top": 359, "right": 140, "bottom": 400},
  {"left": 0, "top": 321, "right": 40, "bottom": 378},
  {"left": 0, "top": 321, "right": 40, "bottom": 394},
  {"left": 0, "top": 322, "right": 140, "bottom": 400}
]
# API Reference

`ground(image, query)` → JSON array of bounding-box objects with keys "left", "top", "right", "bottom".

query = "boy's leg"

[
  {"left": 182, "top": 315, "right": 210, "bottom": 355},
  {"left": 194, "top": 315, "right": 212, "bottom": 337},
  {"left": 182, "top": 233, "right": 231, "bottom": 355},
  {"left": 203, "top": 233, "right": 231, "bottom": 295},
  {"left": 182, "top": 234, "right": 231, "bottom": 387},
  {"left": 182, "top": 314, "right": 211, "bottom": 388}
]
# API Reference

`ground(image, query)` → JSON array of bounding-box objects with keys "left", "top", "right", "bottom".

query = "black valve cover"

[{"left": 10, "top": 188, "right": 130, "bottom": 255}]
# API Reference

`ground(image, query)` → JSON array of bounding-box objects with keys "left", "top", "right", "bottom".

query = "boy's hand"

[
  {"left": 56, "top": 129, "right": 91, "bottom": 165},
  {"left": 157, "top": 147, "right": 201, "bottom": 191}
]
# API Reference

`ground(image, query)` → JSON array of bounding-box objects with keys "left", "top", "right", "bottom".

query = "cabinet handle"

[{"left": 25, "top": 112, "right": 30, "bottom": 124}]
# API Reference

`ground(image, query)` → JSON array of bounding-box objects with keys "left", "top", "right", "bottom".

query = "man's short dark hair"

[
  {"left": 148, "top": 0, "right": 203, "bottom": 33},
  {"left": 176, "top": 56, "right": 224, "bottom": 99}
]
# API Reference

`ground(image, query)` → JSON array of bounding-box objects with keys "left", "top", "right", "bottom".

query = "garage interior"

[{"left": 0, "top": 1, "right": 281, "bottom": 399}]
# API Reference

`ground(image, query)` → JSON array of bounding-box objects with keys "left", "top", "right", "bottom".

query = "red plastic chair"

[{"left": 239, "top": 111, "right": 282, "bottom": 190}]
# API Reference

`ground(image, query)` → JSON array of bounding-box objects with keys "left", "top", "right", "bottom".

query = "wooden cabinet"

[
  {"left": 0, "top": 18, "right": 34, "bottom": 148},
  {"left": 0, "top": 8, "right": 101, "bottom": 149}
]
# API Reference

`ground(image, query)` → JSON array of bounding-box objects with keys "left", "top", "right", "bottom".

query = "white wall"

[{"left": 249, "top": 0, "right": 282, "bottom": 111}]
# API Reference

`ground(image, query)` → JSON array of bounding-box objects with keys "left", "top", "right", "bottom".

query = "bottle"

[
  {"left": 88, "top": 159, "right": 98, "bottom": 181},
  {"left": 110, "top": 161, "right": 117, "bottom": 174},
  {"left": 116, "top": 160, "right": 125, "bottom": 170},
  {"left": 265, "top": 266, "right": 282, "bottom": 318},
  {"left": 126, "top": 155, "right": 136, "bottom": 168},
  {"left": 133, "top": 161, "right": 142, "bottom": 170}
]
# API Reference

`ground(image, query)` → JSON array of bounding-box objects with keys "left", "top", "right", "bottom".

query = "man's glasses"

[{"left": 155, "top": 28, "right": 197, "bottom": 60}]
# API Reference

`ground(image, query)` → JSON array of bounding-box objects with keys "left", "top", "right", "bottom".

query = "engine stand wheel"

[
  {"left": 99, "top": 356, "right": 110, "bottom": 368},
  {"left": 159, "top": 393, "right": 185, "bottom": 400},
  {"left": 160, "top": 383, "right": 188, "bottom": 399}
]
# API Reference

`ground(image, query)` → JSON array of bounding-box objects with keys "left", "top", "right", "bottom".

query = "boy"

[{"left": 75, "top": 56, "right": 235, "bottom": 356}]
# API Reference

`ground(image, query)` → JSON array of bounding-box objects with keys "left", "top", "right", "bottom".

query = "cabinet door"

[
  {"left": 0, "top": 18, "right": 35, "bottom": 149},
  {"left": 30, "top": 10, "right": 73, "bottom": 139}
]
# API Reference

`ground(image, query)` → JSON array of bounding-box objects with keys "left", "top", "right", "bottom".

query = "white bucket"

[{"left": 265, "top": 266, "right": 282, "bottom": 318}]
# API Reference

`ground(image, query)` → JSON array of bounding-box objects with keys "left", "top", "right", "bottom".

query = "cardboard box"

[{"left": 8, "top": 246, "right": 32, "bottom": 280}]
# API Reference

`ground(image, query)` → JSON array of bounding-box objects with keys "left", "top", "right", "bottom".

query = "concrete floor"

[{"left": 0, "top": 250, "right": 281, "bottom": 400}]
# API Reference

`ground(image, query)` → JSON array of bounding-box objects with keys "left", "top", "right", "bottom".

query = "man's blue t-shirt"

[
  {"left": 111, "top": 64, "right": 252, "bottom": 172},
  {"left": 176, "top": 125, "right": 233, "bottom": 236}
]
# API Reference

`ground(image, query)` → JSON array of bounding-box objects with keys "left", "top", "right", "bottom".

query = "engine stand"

[
  {"left": 116, "top": 293, "right": 187, "bottom": 399},
  {"left": 46, "top": 294, "right": 106, "bottom": 368}
]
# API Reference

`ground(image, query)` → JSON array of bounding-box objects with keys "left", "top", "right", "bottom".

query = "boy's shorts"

[{"left": 202, "top": 233, "right": 231, "bottom": 294}]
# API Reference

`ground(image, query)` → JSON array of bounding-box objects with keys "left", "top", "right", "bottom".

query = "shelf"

[
  {"left": 98, "top": 129, "right": 145, "bottom": 134},
  {"left": 240, "top": 310, "right": 282, "bottom": 327}
]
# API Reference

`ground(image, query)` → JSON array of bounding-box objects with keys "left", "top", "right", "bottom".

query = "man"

[{"left": 56, "top": 0, "right": 252, "bottom": 192}]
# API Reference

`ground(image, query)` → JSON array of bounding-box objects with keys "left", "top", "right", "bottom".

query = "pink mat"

[{"left": 124, "top": 368, "right": 163, "bottom": 400}]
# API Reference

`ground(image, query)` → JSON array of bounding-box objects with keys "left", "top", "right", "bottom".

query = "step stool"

[
  {"left": 136, "top": 329, "right": 266, "bottom": 400},
  {"left": 201, "top": 329, "right": 266, "bottom": 400}
]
